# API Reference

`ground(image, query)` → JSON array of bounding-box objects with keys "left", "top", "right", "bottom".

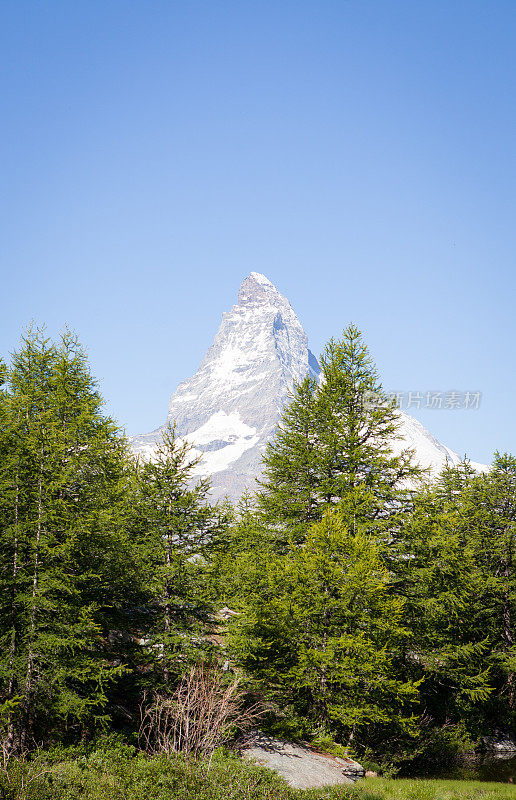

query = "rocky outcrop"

[{"left": 241, "top": 730, "right": 364, "bottom": 789}]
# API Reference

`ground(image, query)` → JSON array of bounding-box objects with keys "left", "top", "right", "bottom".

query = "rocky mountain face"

[
  {"left": 131, "top": 272, "right": 320, "bottom": 499},
  {"left": 131, "top": 272, "right": 483, "bottom": 500}
]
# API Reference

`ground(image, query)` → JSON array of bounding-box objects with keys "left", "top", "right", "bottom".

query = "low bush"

[
  {"left": 1, "top": 746, "right": 516, "bottom": 800},
  {"left": 0, "top": 747, "right": 356, "bottom": 800}
]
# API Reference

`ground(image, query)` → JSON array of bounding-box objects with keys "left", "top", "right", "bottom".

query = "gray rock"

[{"left": 241, "top": 730, "right": 363, "bottom": 789}]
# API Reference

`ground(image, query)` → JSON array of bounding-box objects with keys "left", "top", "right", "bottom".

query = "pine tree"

[
  {"left": 396, "top": 477, "right": 495, "bottom": 739},
  {"left": 132, "top": 423, "right": 230, "bottom": 685},
  {"left": 0, "top": 328, "right": 141, "bottom": 749},
  {"left": 391, "top": 455, "right": 516, "bottom": 756},
  {"left": 462, "top": 454, "right": 516, "bottom": 712},
  {"left": 206, "top": 490, "right": 278, "bottom": 609},
  {"left": 256, "top": 376, "right": 320, "bottom": 539},
  {"left": 231, "top": 503, "right": 419, "bottom": 753},
  {"left": 258, "top": 324, "right": 421, "bottom": 544}
]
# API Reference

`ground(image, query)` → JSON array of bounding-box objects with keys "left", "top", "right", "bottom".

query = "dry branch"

[{"left": 139, "top": 665, "right": 262, "bottom": 759}]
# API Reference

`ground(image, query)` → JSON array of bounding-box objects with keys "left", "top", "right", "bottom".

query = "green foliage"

[
  {"left": 206, "top": 491, "right": 276, "bottom": 610},
  {"left": 0, "top": 328, "right": 148, "bottom": 747},
  {"left": 130, "top": 423, "right": 231, "bottom": 685},
  {"left": 2, "top": 747, "right": 516, "bottom": 800},
  {"left": 393, "top": 454, "right": 516, "bottom": 746},
  {"left": 257, "top": 325, "right": 422, "bottom": 545},
  {"left": 0, "top": 326, "right": 234, "bottom": 751},
  {"left": 231, "top": 508, "right": 420, "bottom": 752},
  {"left": 214, "top": 326, "right": 516, "bottom": 764},
  {"left": 225, "top": 327, "right": 425, "bottom": 756},
  {"left": 360, "top": 777, "right": 516, "bottom": 799},
  {"left": 4, "top": 319, "right": 516, "bottom": 777},
  {"left": 0, "top": 747, "right": 360, "bottom": 800}
]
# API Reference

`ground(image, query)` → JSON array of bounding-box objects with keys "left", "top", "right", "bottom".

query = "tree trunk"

[
  {"left": 502, "top": 544, "right": 515, "bottom": 708},
  {"left": 6, "top": 465, "right": 20, "bottom": 754},
  {"left": 20, "top": 457, "right": 43, "bottom": 751},
  {"left": 163, "top": 529, "right": 172, "bottom": 685}
]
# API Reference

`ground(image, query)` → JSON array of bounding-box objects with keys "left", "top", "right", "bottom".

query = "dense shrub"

[
  {"left": 2, "top": 745, "right": 516, "bottom": 800},
  {"left": 0, "top": 747, "right": 359, "bottom": 800}
]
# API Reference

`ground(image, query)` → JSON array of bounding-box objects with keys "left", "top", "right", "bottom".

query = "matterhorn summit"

[
  {"left": 131, "top": 273, "right": 484, "bottom": 499},
  {"left": 131, "top": 272, "right": 320, "bottom": 499}
]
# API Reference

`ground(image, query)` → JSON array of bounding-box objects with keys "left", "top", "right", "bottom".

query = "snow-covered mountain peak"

[
  {"left": 131, "top": 272, "right": 320, "bottom": 498},
  {"left": 130, "top": 274, "right": 487, "bottom": 500},
  {"left": 237, "top": 272, "right": 290, "bottom": 310},
  {"left": 249, "top": 271, "right": 273, "bottom": 286}
]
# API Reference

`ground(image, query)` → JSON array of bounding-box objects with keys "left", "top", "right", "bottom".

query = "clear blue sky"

[{"left": 2, "top": 0, "right": 515, "bottom": 464}]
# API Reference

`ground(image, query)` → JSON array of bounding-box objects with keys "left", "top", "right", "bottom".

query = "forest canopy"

[{"left": 0, "top": 324, "right": 515, "bottom": 778}]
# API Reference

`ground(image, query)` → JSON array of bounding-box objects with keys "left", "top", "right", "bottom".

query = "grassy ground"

[
  {"left": 361, "top": 777, "right": 516, "bottom": 800},
  {"left": 3, "top": 746, "right": 516, "bottom": 800}
]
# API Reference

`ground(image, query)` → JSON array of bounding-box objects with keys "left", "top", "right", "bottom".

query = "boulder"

[{"left": 241, "top": 730, "right": 364, "bottom": 790}]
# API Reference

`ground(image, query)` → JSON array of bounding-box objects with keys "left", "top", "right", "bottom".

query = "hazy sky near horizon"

[{"left": 2, "top": 0, "right": 515, "bottom": 464}]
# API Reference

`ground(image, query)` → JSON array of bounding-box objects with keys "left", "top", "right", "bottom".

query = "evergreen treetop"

[{"left": 258, "top": 324, "right": 422, "bottom": 543}]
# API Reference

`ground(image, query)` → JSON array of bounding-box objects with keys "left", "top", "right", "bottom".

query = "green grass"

[
  {"left": 359, "top": 777, "right": 516, "bottom": 799},
  {"left": 3, "top": 746, "right": 516, "bottom": 800}
]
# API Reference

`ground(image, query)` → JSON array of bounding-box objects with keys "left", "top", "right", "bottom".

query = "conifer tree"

[
  {"left": 231, "top": 502, "right": 419, "bottom": 752},
  {"left": 206, "top": 490, "right": 278, "bottom": 609},
  {"left": 258, "top": 324, "right": 421, "bottom": 543},
  {"left": 462, "top": 454, "right": 516, "bottom": 711},
  {"left": 0, "top": 328, "right": 141, "bottom": 749},
  {"left": 396, "top": 478, "right": 495, "bottom": 737},
  {"left": 394, "top": 456, "right": 516, "bottom": 752},
  {"left": 133, "top": 424, "right": 230, "bottom": 685}
]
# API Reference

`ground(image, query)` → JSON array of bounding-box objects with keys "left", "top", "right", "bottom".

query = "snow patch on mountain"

[{"left": 186, "top": 411, "right": 260, "bottom": 475}]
